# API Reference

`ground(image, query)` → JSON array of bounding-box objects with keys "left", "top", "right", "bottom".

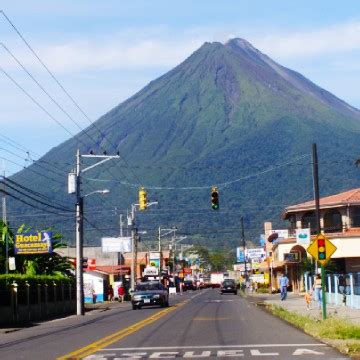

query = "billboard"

[
  {"left": 245, "top": 248, "right": 266, "bottom": 261},
  {"left": 15, "top": 232, "right": 52, "bottom": 255},
  {"left": 236, "top": 247, "right": 245, "bottom": 263},
  {"left": 101, "top": 237, "right": 132, "bottom": 253}
]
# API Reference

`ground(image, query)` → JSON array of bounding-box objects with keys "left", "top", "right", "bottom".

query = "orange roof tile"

[{"left": 283, "top": 188, "right": 360, "bottom": 217}]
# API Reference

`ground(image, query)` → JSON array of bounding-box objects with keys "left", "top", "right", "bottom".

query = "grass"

[{"left": 268, "top": 305, "right": 360, "bottom": 356}]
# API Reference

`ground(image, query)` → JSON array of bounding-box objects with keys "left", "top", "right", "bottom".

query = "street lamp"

[{"left": 75, "top": 189, "right": 109, "bottom": 316}]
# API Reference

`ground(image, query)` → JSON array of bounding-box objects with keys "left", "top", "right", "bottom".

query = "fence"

[
  {"left": 304, "top": 272, "right": 360, "bottom": 309},
  {"left": 0, "top": 281, "right": 76, "bottom": 326}
]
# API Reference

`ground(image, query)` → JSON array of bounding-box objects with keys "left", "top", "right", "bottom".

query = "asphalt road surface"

[{"left": 0, "top": 289, "right": 348, "bottom": 359}]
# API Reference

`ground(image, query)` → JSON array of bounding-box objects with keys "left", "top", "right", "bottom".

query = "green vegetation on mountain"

[{"left": 8, "top": 38, "right": 360, "bottom": 250}]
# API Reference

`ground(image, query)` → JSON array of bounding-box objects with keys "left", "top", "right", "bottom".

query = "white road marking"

[
  {"left": 183, "top": 351, "right": 212, "bottom": 358},
  {"left": 292, "top": 348, "right": 324, "bottom": 356},
  {"left": 205, "top": 300, "right": 234, "bottom": 303},
  {"left": 104, "top": 344, "right": 327, "bottom": 351},
  {"left": 250, "top": 349, "right": 279, "bottom": 356},
  {"left": 149, "top": 352, "right": 178, "bottom": 358},
  {"left": 217, "top": 350, "right": 244, "bottom": 357}
]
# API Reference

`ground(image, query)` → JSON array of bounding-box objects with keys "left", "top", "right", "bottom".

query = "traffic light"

[
  {"left": 317, "top": 238, "right": 326, "bottom": 260},
  {"left": 211, "top": 186, "right": 219, "bottom": 210},
  {"left": 139, "top": 187, "right": 147, "bottom": 211}
]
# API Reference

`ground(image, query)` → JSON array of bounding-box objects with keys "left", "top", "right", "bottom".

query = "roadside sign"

[{"left": 307, "top": 234, "right": 337, "bottom": 265}]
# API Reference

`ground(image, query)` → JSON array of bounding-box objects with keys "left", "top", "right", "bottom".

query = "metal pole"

[
  {"left": 130, "top": 205, "right": 136, "bottom": 290},
  {"left": 158, "top": 226, "right": 161, "bottom": 252},
  {"left": 158, "top": 226, "right": 162, "bottom": 276},
  {"left": 75, "top": 149, "right": 84, "bottom": 316},
  {"left": 241, "top": 217, "right": 247, "bottom": 280},
  {"left": 312, "top": 143, "right": 326, "bottom": 320},
  {"left": 312, "top": 143, "right": 321, "bottom": 235},
  {"left": 118, "top": 214, "right": 123, "bottom": 266},
  {"left": 2, "top": 174, "right": 8, "bottom": 274}
]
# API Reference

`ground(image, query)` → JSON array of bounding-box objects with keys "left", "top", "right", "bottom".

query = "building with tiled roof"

[{"left": 264, "top": 187, "right": 360, "bottom": 293}]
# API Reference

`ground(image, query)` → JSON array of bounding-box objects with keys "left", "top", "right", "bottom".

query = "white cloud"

[
  {"left": 3, "top": 21, "right": 360, "bottom": 75},
  {"left": 253, "top": 22, "right": 360, "bottom": 59}
]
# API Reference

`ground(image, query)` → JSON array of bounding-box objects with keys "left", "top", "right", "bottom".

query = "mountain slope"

[{"left": 8, "top": 38, "right": 360, "bottom": 248}]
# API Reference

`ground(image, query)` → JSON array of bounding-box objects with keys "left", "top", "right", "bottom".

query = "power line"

[
  {"left": 84, "top": 153, "right": 311, "bottom": 190},
  {"left": 0, "top": 156, "right": 65, "bottom": 185},
  {"left": 0, "top": 42, "right": 97, "bottom": 140},
  {"left": 1, "top": 189, "right": 72, "bottom": 216},
  {"left": 3, "top": 181, "right": 73, "bottom": 212},
  {"left": 0, "top": 10, "right": 142, "bottom": 185},
  {"left": 2, "top": 176, "right": 72, "bottom": 211}
]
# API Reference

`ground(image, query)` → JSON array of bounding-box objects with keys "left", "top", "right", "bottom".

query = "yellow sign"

[{"left": 307, "top": 234, "right": 337, "bottom": 265}]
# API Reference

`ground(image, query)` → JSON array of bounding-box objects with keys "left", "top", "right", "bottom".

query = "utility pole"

[
  {"left": 172, "top": 227, "right": 177, "bottom": 274},
  {"left": 118, "top": 214, "right": 123, "bottom": 266},
  {"left": 312, "top": 143, "right": 327, "bottom": 320},
  {"left": 130, "top": 204, "right": 136, "bottom": 290},
  {"left": 71, "top": 149, "right": 118, "bottom": 316},
  {"left": 241, "top": 216, "right": 247, "bottom": 280},
  {"left": 75, "top": 150, "right": 84, "bottom": 316}
]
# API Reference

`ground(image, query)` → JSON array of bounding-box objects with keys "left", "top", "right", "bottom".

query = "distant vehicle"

[
  {"left": 183, "top": 280, "right": 195, "bottom": 291},
  {"left": 210, "top": 272, "right": 224, "bottom": 288},
  {"left": 220, "top": 279, "right": 237, "bottom": 295},
  {"left": 131, "top": 281, "right": 169, "bottom": 310},
  {"left": 203, "top": 275, "right": 211, "bottom": 288}
]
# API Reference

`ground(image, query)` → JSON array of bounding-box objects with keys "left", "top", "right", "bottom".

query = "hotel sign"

[{"left": 15, "top": 232, "right": 52, "bottom": 255}]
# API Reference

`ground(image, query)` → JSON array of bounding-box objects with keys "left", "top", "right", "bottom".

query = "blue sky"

[{"left": 2, "top": 1, "right": 360, "bottom": 175}]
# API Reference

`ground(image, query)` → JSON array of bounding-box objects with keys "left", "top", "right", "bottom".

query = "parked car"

[
  {"left": 220, "top": 279, "right": 237, "bottom": 295},
  {"left": 131, "top": 281, "right": 169, "bottom": 310}
]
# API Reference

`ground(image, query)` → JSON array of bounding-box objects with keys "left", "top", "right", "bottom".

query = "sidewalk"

[
  {"left": 0, "top": 300, "right": 129, "bottom": 334},
  {"left": 247, "top": 291, "right": 360, "bottom": 325}
]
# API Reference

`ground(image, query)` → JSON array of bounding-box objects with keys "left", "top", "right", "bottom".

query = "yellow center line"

[{"left": 57, "top": 300, "right": 189, "bottom": 360}]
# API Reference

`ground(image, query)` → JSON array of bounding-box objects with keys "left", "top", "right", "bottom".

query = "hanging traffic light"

[
  {"left": 139, "top": 187, "right": 147, "bottom": 211},
  {"left": 211, "top": 186, "right": 219, "bottom": 210},
  {"left": 317, "top": 238, "right": 326, "bottom": 260}
]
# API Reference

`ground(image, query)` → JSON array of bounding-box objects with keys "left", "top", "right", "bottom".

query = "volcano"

[{"left": 8, "top": 38, "right": 360, "bottom": 247}]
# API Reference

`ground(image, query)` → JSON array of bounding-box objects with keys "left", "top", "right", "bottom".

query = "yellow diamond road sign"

[{"left": 307, "top": 234, "right": 337, "bottom": 266}]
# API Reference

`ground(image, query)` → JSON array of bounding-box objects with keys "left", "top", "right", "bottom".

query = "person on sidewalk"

[
  {"left": 313, "top": 274, "right": 322, "bottom": 309},
  {"left": 117, "top": 283, "right": 125, "bottom": 302},
  {"left": 279, "top": 273, "right": 289, "bottom": 301},
  {"left": 107, "top": 284, "right": 114, "bottom": 302}
]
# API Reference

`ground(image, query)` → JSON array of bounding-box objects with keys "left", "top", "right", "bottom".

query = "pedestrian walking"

[
  {"left": 107, "top": 284, "right": 114, "bottom": 301},
  {"left": 279, "top": 273, "right": 289, "bottom": 301},
  {"left": 117, "top": 283, "right": 125, "bottom": 302},
  {"left": 313, "top": 274, "right": 322, "bottom": 309}
]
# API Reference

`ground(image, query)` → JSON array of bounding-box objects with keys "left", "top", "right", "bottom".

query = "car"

[
  {"left": 183, "top": 280, "right": 195, "bottom": 291},
  {"left": 131, "top": 281, "right": 169, "bottom": 310},
  {"left": 220, "top": 279, "right": 237, "bottom": 295}
]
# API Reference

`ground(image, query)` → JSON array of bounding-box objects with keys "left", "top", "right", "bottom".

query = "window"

[
  {"left": 352, "top": 207, "right": 360, "bottom": 227},
  {"left": 301, "top": 211, "right": 316, "bottom": 234},
  {"left": 323, "top": 209, "right": 342, "bottom": 233}
]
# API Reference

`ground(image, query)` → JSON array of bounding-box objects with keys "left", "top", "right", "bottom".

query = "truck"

[{"left": 210, "top": 272, "right": 224, "bottom": 288}]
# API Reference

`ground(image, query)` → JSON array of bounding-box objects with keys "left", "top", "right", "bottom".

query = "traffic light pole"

[{"left": 312, "top": 143, "right": 326, "bottom": 320}]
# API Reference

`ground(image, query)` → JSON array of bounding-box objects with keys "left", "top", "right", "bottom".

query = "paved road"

[{"left": 0, "top": 289, "right": 347, "bottom": 359}]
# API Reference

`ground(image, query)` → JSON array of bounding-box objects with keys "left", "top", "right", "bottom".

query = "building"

[{"left": 265, "top": 188, "right": 360, "bottom": 292}]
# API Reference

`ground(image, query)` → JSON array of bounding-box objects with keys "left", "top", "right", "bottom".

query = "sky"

[{"left": 2, "top": 0, "right": 360, "bottom": 175}]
